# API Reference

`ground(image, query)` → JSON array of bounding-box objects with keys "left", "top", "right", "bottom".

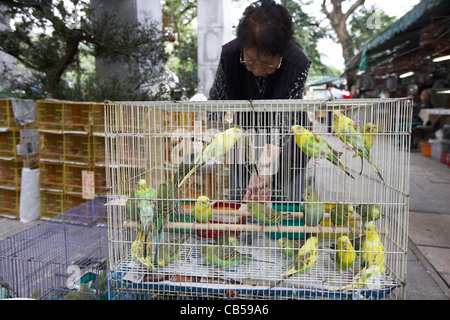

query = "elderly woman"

[{"left": 209, "top": 0, "right": 311, "bottom": 202}]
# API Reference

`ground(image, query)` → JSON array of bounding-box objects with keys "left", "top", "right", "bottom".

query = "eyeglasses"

[{"left": 240, "top": 51, "right": 283, "bottom": 70}]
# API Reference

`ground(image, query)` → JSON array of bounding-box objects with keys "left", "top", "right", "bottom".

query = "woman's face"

[{"left": 241, "top": 47, "right": 282, "bottom": 77}]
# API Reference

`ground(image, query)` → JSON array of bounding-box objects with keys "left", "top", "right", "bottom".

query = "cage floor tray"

[{"left": 110, "top": 232, "right": 398, "bottom": 300}]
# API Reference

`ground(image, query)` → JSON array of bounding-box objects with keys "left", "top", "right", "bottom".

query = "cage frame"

[{"left": 105, "top": 98, "right": 413, "bottom": 300}]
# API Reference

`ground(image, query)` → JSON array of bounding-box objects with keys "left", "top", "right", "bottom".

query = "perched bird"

[
  {"left": 358, "top": 204, "right": 382, "bottom": 223},
  {"left": 143, "top": 229, "right": 156, "bottom": 270},
  {"left": 151, "top": 180, "right": 180, "bottom": 265},
  {"left": 360, "top": 222, "right": 385, "bottom": 271},
  {"left": 291, "top": 125, "right": 354, "bottom": 179},
  {"left": 131, "top": 230, "right": 145, "bottom": 262},
  {"left": 178, "top": 126, "right": 257, "bottom": 188},
  {"left": 302, "top": 188, "right": 325, "bottom": 227},
  {"left": 192, "top": 195, "right": 213, "bottom": 223},
  {"left": 247, "top": 202, "right": 283, "bottom": 225},
  {"left": 216, "top": 232, "right": 240, "bottom": 246},
  {"left": 332, "top": 222, "right": 385, "bottom": 291},
  {"left": 330, "top": 204, "right": 355, "bottom": 227},
  {"left": 154, "top": 180, "right": 179, "bottom": 236},
  {"left": 156, "top": 233, "right": 191, "bottom": 267},
  {"left": 333, "top": 111, "right": 383, "bottom": 181},
  {"left": 331, "top": 236, "right": 356, "bottom": 271},
  {"left": 201, "top": 245, "right": 264, "bottom": 268},
  {"left": 139, "top": 199, "right": 155, "bottom": 235},
  {"left": 125, "top": 198, "right": 139, "bottom": 222},
  {"left": 135, "top": 179, "right": 157, "bottom": 199},
  {"left": 277, "top": 238, "right": 305, "bottom": 257},
  {"left": 282, "top": 236, "right": 319, "bottom": 279},
  {"left": 361, "top": 123, "right": 377, "bottom": 152}
]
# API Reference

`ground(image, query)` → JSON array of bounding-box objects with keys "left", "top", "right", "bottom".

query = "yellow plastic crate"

[
  {"left": 0, "top": 130, "right": 21, "bottom": 158},
  {"left": 39, "top": 131, "right": 64, "bottom": 162},
  {"left": 0, "top": 159, "right": 23, "bottom": 189},
  {"left": 64, "top": 163, "right": 90, "bottom": 194},
  {"left": 36, "top": 100, "right": 63, "bottom": 131},
  {"left": 91, "top": 103, "right": 105, "bottom": 134},
  {"left": 94, "top": 165, "right": 107, "bottom": 195},
  {"left": 40, "top": 190, "right": 64, "bottom": 219},
  {"left": 0, "top": 188, "right": 20, "bottom": 219},
  {"left": 93, "top": 135, "right": 106, "bottom": 166},
  {"left": 63, "top": 133, "right": 92, "bottom": 164},
  {"left": 39, "top": 160, "right": 64, "bottom": 191},
  {"left": 0, "top": 98, "right": 36, "bottom": 130},
  {"left": 63, "top": 102, "right": 91, "bottom": 133},
  {"left": 64, "top": 193, "right": 86, "bottom": 212}
]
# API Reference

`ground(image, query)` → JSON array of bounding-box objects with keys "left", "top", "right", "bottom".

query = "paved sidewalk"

[{"left": 406, "top": 149, "right": 450, "bottom": 299}]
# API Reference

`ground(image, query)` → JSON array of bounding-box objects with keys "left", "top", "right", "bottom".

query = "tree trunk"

[
  {"left": 47, "top": 36, "right": 81, "bottom": 98},
  {"left": 321, "top": 0, "right": 365, "bottom": 63}
]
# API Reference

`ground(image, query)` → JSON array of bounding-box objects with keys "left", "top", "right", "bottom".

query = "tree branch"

[
  {"left": 343, "top": 0, "right": 365, "bottom": 21},
  {"left": 321, "top": 0, "right": 330, "bottom": 17}
]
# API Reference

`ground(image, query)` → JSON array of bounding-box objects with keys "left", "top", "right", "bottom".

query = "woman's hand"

[{"left": 243, "top": 144, "right": 281, "bottom": 202}]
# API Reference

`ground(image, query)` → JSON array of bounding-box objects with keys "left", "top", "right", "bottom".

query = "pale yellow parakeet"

[
  {"left": 291, "top": 125, "right": 354, "bottom": 179},
  {"left": 333, "top": 111, "right": 383, "bottom": 181},
  {"left": 282, "top": 236, "right": 319, "bottom": 279},
  {"left": 361, "top": 123, "right": 377, "bottom": 152},
  {"left": 192, "top": 195, "right": 213, "bottom": 223},
  {"left": 331, "top": 236, "right": 356, "bottom": 271},
  {"left": 178, "top": 126, "right": 256, "bottom": 188},
  {"left": 331, "top": 222, "right": 385, "bottom": 291}
]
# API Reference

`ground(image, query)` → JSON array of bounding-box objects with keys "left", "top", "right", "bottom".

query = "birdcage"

[
  {"left": 105, "top": 99, "right": 413, "bottom": 300},
  {"left": 0, "top": 198, "right": 109, "bottom": 300}
]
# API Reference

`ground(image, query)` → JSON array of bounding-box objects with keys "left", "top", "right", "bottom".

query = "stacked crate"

[
  {"left": 0, "top": 99, "right": 38, "bottom": 219},
  {"left": 37, "top": 100, "right": 107, "bottom": 219}
]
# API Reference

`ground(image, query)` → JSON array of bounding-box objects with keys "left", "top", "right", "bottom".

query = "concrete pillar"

[{"left": 197, "top": 0, "right": 233, "bottom": 96}]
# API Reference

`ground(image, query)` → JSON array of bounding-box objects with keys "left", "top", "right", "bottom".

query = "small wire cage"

[
  {"left": 0, "top": 198, "right": 109, "bottom": 300},
  {"left": 105, "top": 99, "right": 412, "bottom": 300}
]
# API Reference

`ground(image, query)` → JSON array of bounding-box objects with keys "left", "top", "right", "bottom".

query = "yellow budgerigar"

[
  {"left": 178, "top": 126, "right": 257, "bottom": 188},
  {"left": 360, "top": 222, "right": 385, "bottom": 271},
  {"left": 192, "top": 195, "right": 213, "bottom": 223},
  {"left": 361, "top": 123, "right": 377, "bottom": 151},
  {"left": 331, "top": 236, "right": 356, "bottom": 271},
  {"left": 282, "top": 236, "right": 319, "bottom": 279},
  {"left": 291, "top": 125, "right": 354, "bottom": 179},
  {"left": 333, "top": 111, "right": 383, "bottom": 181},
  {"left": 331, "top": 222, "right": 385, "bottom": 291}
]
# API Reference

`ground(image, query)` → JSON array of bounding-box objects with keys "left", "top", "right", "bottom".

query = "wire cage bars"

[
  {"left": 0, "top": 198, "right": 109, "bottom": 300},
  {"left": 105, "top": 99, "right": 412, "bottom": 300}
]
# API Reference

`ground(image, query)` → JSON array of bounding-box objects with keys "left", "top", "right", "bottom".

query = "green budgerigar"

[
  {"left": 358, "top": 204, "right": 382, "bottom": 223},
  {"left": 178, "top": 126, "right": 257, "bottom": 188},
  {"left": 154, "top": 180, "right": 179, "bottom": 236},
  {"left": 330, "top": 203, "right": 355, "bottom": 227},
  {"left": 282, "top": 236, "right": 319, "bottom": 279},
  {"left": 139, "top": 199, "right": 155, "bottom": 235},
  {"left": 192, "top": 195, "right": 213, "bottom": 223},
  {"left": 333, "top": 111, "right": 383, "bottom": 181},
  {"left": 302, "top": 188, "right": 325, "bottom": 227},
  {"left": 201, "top": 245, "right": 262, "bottom": 268},
  {"left": 156, "top": 233, "right": 191, "bottom": 267},
  {"left": 291, "top": 125, "right": 354, "bottom": 179},
  {"left": 247, "top": 202, "right": 283, "bottom": 225},
  {"left": 331, "top": 236, "right": 356, "bottom": 271},
  {"left": 277, "top": 238, "right": 305, "bottom": 257}
]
